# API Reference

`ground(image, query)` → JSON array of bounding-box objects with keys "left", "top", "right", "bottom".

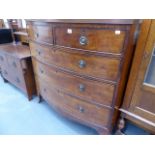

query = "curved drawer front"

[
  {"left": 33, "top": 59, "right": 115, "bottom": 107},
  {"left": 27, "top": 23, "right": 53, "bottom": 44},
  {"left": 54, "top": 24, "right": 127, "bottom": 54},
  {"left": 36, "top": 77, "right": 111, "bottom": 128},
  {"left": 30, "top": 42, "right": 120, "bottom": 82}
]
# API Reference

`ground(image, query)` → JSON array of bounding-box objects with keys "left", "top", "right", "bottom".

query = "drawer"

[
  {"left": 30, "top": 42, "right": 51, "bottom": 60},
  {"left": 2, "top": 55, "right": 26, "bottom": 91},
  {"left": 30, "top": 42, "right": 120, "bottom": 82},
  {"left": 33, "top": 59, "right": 115, "bottom": 107},
  {"left": 12, "top": 74, "right": 26, "bottom": 91},
  {"left": 7, "top": 55, "right": 23, "bottom": 75},
  {"left": 27, "top": 23, "right": 53, "bottom": 44},
  {"left": 54, "top": 24, "right": 127, "bottom": 54},
  {"left": 1, "top": 67, "right": 26, "bottom": 91},
  {"left": 36, "top": 77, "right": 111, "bottom": 128}
]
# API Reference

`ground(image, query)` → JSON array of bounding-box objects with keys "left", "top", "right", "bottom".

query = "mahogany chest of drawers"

[
  {"left": 27, "top": 19, "right": 140, "bottom": 134},
  {"left": 0, "top": 44, "right": 36, "bottom": 100}
]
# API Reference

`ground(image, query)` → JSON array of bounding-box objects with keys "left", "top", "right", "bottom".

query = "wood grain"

[{"left": 27, "top": 20, "right": 139, "bottom": 134}]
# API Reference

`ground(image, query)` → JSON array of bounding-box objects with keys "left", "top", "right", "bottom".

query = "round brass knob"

[
  {"left": 79, "top": 60, "right": 86, "bottom": 68},
  {"left": 79, "top": 106, "right": 85, "bottom": 113},
  {"left": 79, "top": 84, "right": 85, "bottom": 92},
  {"left": 16, "top": 77, "right": 20, "bottom": 83},
  {"left": 79, "top": 36, "right": 88, "bottom": 45},
  {"left": 35, "top": 32, "right": 39, "bottom": 38},
  {"left": 37, "top": 49, "right": 41, "bottom": 55},
  {"left": 40, "top": 69, "right": 44, "bottom": 74}
]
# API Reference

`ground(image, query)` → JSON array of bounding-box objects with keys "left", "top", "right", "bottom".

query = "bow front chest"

[{"left": 27, "top": 19, "right": 139, "bottom": 134}]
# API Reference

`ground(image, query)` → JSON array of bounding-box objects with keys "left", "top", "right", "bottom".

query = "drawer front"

[
  {"left": 27, "top": 24, "right": 53, "bottom": 44},
  {"left": 30, "top": 42, "right": 120, "bottom": 82},
  {"left": 4, "top": 55, "right": 26, "bottom": 91},
  {"left": 12, "top": 74, "right": 26, "bottom": 91},
  {"left": 36, "top": 77, "right": 111, "bottom": 128},
  {"left": 30, "top": 42, "right": 51, "bottom": 60},
  {"left": 1, "top": 67, "right": 26, "bottom": 91},
  {"left": 33, "top": 59, "right": 114, "bottom": 107},
  {"left": 7, "top": 55, "right": 23, "bottom": 75},
  {"left": 54, "top": 24, "right": 127, "bottom": 54}
]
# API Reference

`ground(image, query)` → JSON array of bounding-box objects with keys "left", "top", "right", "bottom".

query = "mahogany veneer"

[
  {"left": 27, "top": 19, "right": 140, "bottom": 134},
  {"left": 0, "top": 43, "right": 36, "bottom": 100},
  {"left": 118, "top": 20, "right": 155, "bottom": 134}
]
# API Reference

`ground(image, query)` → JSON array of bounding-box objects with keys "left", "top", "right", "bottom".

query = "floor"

[{"left": 0, "top": 76, "right": 150, "bottom": 135}]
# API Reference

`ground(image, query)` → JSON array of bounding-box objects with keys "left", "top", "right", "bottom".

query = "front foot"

[
  {"left": 27, "top": 94, "right": 33, "bottom": 101},
  {"left": 3, "top": 78, "right": 8, "bottom": 83},
  {"left": 38, "top": 95, "right": 42, "bottom": 103},
  {"left": 115, "top": 117, "right": 125, "bottom": 135}
]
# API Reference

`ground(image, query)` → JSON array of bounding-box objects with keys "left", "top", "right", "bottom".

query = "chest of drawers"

[
  {"left": 27, "top": 19, "right": 140, "bottom": 134},
  {"left": 0, "top": 44, "right": 36, "bottom": 100}
]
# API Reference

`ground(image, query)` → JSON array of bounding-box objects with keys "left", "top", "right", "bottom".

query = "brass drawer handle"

[
  {"left": 79, "top": 36, "right": 88, "bottom": 46},
  {"left": 79, "top": 60, "right": 86, "bottom": 68},
  {"left": 36, "top": 49, "right": 41, "bottom": 55},
  {"left": 35, "top": 32, "right": 39, "bottom": 38},
  {"left": 79, "top": 84, "right": 85, "bottom": 92},
  {"left": 0, "top": 56, "right": 4, "bottom": 61},
  {"left": 78, "top": 106, "right": 85, "bottom": 113},
  {"left": 40, "top": 68, "right": 44, "bottom": 74},
  {"left": 12, "top": 61, "right": 17, "bottom": 68},
  {"left": 16, "top": 77, "right": 20, "bottom": 83}
]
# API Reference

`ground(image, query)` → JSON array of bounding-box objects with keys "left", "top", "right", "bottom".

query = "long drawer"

[
  {"left": 30, "top": 42, "right": 121, "bottom": 82},
  {"left": 33, "top": 59, "right": 115, "bottom": 107},
  {"left": 36, "top": 76, "right": 111, "bottom": 128},
  {"left": 54, "top": 24, "right": 127, "bottom": 54}
]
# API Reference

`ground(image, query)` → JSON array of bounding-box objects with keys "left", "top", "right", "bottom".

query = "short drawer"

[
  {"left": 33, "top": 59, "right": 115, "bottom": 107},
  {"left": 27, "top": 23, "right": 53, "bottom": 44},
  {"left": 1, "top": 67, "right": 26, "bottom": 91},
  {"left": 54, "top": 24, "right": 127, "bottom": 54},
  {"left": 3, "top": 55, "right": 26, "bottom": 91},
  {"left": 30, "top": 42, "right": 51, "bottom": 60},
  {"left": 30, "top": 42, "right": 120, "bottom": 82},
  {"left": 7, "top": 55, "right": 26, "bottom": 81},
  {"left": 7, "top": 55, "right": 21, "bottom": 73},
  {"left": 12, "top": 75, "right": 26, "bottom": 91},
  {"left": 36, "top": 77, "right": 111, "bottom": 128}
]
